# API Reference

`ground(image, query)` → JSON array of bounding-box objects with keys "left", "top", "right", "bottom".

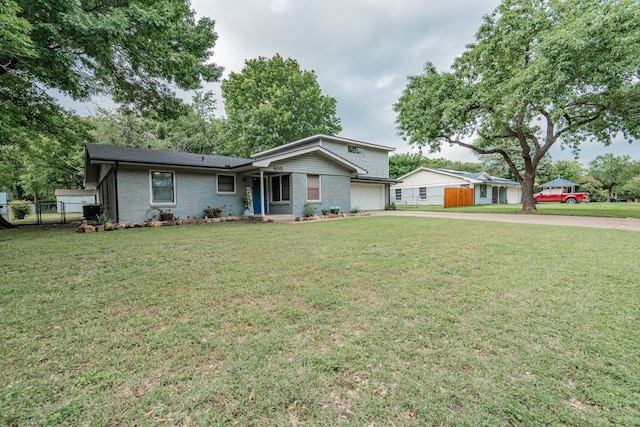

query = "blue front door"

[{"left": 252, "top": 177, "right": 267, "bottom": 214}]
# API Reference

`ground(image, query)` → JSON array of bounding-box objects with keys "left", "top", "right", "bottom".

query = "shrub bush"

[
  {"left": 9, "top": 200, "right": 31, "bottom": 220},
  {"left": 302, "top": 202, "right": 317, "bottom": 217},
  {"left": 204, "top": 205, "right": 226, "bottom": 218}
]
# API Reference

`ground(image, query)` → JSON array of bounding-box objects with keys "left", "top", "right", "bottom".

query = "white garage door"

[{"left": 351, "top": 183, "right": 385, "bottom": 211}]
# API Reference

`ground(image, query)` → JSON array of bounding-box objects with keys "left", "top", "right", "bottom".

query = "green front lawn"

[
  {"left": 398, "top": 201, "right": 640, "bottom": 219},
  {"left": 1, "top": 218, "right": 638, "bottom": 425}
]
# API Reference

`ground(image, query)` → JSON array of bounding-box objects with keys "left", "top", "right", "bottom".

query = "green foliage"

[
  {"left": 203, "top": 205, "right": 226, "bottom": 218},
  {"left": 388, "top": 153, "right": 423, "bottom": 178},
  {"left": 95, "top": 213, "right": 113, "bottom": 226},
  {"left": 578, "top": 175, "right": 608, "bottom": 202},
  {"left": 385, "top": 202, "right": 397, "bottom": 210},
  {"left": 1, "top": 0, "right": 222, "bottom": 195},
  {"left": 0, "top": 0, "right": 37, "bottom": 60},
  {"left": 8, "top": 200, "right": 31, "bottom": 220},
  {"left": 588, "top": 153, "right": 640, "bottom": 196},
  {"left": 88, "top": 92, "right": 225, "bottom": 155},
  {"left": 394, "top": 0, "right": 640, "bottom": 211},
  {"left": 0, "top": 133, "right": 86, "bottom": 199},
  {"left": 621, "top": 175, "right": 640, "bottom": 199},
  {"left": 10, "top": 0, "right": 221, "bottom": 114},
  {"left": 240, "top": 190, "right": 252, "bottom": 210},
  {"left": 389, "top": 152, "right": 483, "bottom": 179},
  {"left": 546, "top": 160, "right": 585, "bottom": 184},
  {"left": 302, "top": 202, "right": 317, "bottom": 217},
  {"left": 220, "top": 54, "right": 342, "bottom": 157}
]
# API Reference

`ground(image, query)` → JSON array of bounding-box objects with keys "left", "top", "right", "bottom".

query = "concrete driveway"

[{"left": 368, "top": 210, "right": 640, "bottom": 232}]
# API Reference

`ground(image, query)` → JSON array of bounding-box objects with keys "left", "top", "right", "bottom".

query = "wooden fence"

[{"left": 444, "top": 187, "right": 474, "bottom": 208}]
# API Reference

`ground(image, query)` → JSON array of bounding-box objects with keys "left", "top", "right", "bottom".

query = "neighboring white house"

[
  {"left": 55, "top": 189, "right": 98, "bottom": 213},
  {"left": 390, "top": 167, "right": 522, "bottom": 206}
]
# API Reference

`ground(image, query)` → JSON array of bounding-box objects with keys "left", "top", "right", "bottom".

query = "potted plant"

[
  {"left": 241, "top": 189, "right": 253, "bottom": 216},
  {"left": 204, "top": 205, "right": 227, "bottom": 218},
  {"left": 160, "top": 209, "right": 174, "bottom": 221}
]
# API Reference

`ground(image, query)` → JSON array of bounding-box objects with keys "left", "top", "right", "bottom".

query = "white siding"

[
  {"left": 269, "top": 153, "right": 351, "bottom": 176},
  {"left": 321, "top": 140, "right": 390, "bottom": 177}
]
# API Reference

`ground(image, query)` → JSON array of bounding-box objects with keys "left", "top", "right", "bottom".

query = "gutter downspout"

[
  {"left": 260, "top": 170, "right": 265, "bottom": 220},
  {"left": 114, "top": 162, "right": 119, "bottom": 223}
]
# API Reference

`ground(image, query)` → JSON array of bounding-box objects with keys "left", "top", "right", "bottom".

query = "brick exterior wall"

[{"left": 115, "top": 166, "right": 246, "bottom": 223}]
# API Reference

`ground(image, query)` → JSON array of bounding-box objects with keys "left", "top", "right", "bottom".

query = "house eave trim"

[{"left": 252, "top": 146, "right": 367, "bottom": 175}]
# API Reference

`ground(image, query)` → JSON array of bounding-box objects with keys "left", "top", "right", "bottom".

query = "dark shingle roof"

[
  {"left": 432, "top": 168, "right": 520, "bottom": 186},
  {"left": 85, "top": 144, "right": 253, "bottom": 169}
]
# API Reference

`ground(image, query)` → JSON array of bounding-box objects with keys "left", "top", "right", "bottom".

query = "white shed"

[{"left": 55, "top": 189, "right": 97, "bottom": 213}]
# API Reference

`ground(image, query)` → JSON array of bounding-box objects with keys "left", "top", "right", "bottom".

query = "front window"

[
  {"left": 419, "top": 187, "right": 427, "bottom": 200},
  {"left": 217, "top": 174, "right": 235, "bottom": 193},
  {"left": 395, "top": 189, "right": 402, "bottom": 201},
  {"left": 480, "top": 184, "right": 487, "bottom": 198},
  {"left": 151, "top": 171, "right": 175, "bottom": 204},
  {"left": 307, "top": 174, "right": 320, "bottom": 201},
  {"left": 271, "top": 175, "right": 291, "bottom": 202}
]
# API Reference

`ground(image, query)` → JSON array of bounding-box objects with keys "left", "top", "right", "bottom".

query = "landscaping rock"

[{"left": 77, "top": 224, "right": 95, "bottom": 233}]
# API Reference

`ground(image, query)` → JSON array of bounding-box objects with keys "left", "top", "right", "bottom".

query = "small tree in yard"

[
  {"left": 8, "top": 200, "right": 31, "bottom": 220},
  {"left": 588, "top": 154, "right": 640, "bottom": 200},
  {"left": 394, "top": 0, "right": 640, "bottom": 212}
]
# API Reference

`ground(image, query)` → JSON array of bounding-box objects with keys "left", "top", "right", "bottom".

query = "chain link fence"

[{"left": 6, "top": 202, "right": 92, "bottom": 225}]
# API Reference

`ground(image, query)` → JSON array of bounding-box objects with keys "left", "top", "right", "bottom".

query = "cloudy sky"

[{"left": 189, "top": 0, "right": 637, "bottom": 164}]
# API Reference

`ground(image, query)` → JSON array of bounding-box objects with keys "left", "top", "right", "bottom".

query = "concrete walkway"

[{"left": 367, "top": 210, "right": 640, "bottom": 232}]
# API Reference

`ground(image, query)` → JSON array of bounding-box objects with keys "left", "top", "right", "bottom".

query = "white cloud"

[
  {"left": 268, "top": 0, "right": 293, "bottom": 14},
  {"left": 375, "top": 75, "right": 396, "bottom": 89}
]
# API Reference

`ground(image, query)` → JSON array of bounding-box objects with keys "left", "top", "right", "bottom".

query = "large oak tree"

[
  {"left": 394, "top": 0, "right": 640, "bottom": 211},
  {"left": 0, "top": 0, "right": 222, "bottom": 226}
]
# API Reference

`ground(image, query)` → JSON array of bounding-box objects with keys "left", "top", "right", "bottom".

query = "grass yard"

[
  {"left": 398, "top": 201, "right": 640, "bottom": 219},
  {"left": 1, "top": 217, "right": 638, "bottom": 425}
]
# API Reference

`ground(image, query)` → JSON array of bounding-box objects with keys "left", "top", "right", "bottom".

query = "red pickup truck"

[{"left": 533, "top": 188, "right": 589, "bottom": 204}]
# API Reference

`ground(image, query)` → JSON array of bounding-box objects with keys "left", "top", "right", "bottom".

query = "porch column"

[{"left": 260, "top": 170, "right": 265, "bottom": 220}]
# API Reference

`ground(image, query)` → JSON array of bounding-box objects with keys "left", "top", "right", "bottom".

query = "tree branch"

[
  {"left": 556, "top": 107, "right": 606, "bottom": 138},
  {"left": 0, "top": 58, "right": 19, "bottom": 75},
  {"left": 443, "top": 136, "right": 524, "bottom": 183}
]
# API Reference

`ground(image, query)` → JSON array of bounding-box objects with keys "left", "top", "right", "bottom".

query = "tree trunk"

[
  {"left": 0, "top": 213, "right": 15, "bottom": 229},
  {"left": 521, "top": 173, "right": 538, "bottom": 212}
]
